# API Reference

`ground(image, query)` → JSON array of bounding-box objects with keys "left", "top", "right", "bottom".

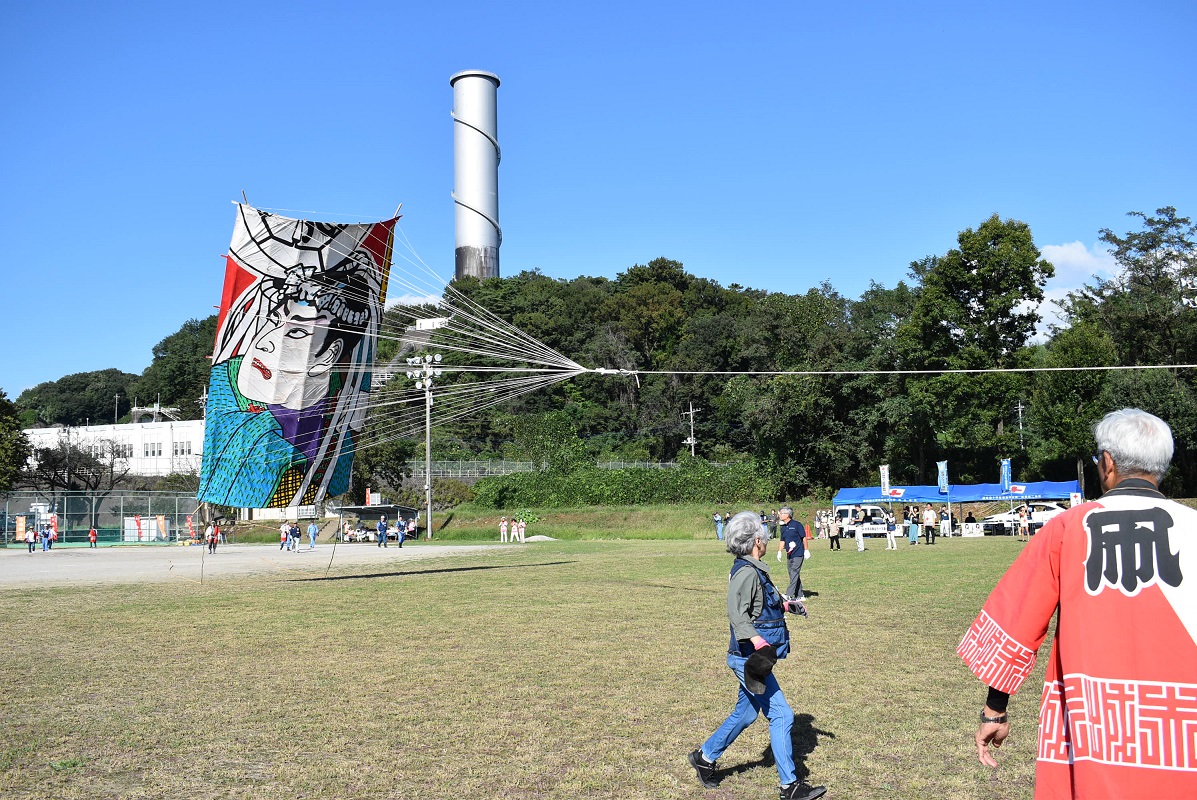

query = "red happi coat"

[{"left": 958, "top": 481, "right": 1197, "bottom": 799}]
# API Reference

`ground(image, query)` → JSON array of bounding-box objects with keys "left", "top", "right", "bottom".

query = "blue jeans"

[{"left": 701, "top": 653, "right": 796, "bottom": 785}]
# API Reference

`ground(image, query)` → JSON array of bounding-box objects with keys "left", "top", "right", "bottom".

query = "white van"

[{"left": 832, "top": 504, "right": 890, "bottom": 537}]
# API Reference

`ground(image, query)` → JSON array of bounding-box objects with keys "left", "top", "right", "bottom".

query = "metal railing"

[{"left": 406, "top": 460, "right": 733, "bottom": 477}]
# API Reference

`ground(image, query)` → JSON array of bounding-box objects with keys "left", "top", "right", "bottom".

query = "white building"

[{"left": 24, "top": 419, "right": 205, "bottom": 477}]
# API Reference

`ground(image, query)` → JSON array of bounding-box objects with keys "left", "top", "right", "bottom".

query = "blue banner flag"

[
  {"left": 937, "top": 460, "right": 949, "bottom": 494},
  {"left": 1000, "top": 458, "right": 1012, "bottom": 492}
]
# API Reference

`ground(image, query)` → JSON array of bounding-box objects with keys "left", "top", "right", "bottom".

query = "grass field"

[{"left": 0, "top": 534, "right": 1044, "bottom": 799}]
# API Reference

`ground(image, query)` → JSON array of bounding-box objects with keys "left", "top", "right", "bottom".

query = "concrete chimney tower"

[{"left": 450, "top": 70, "right": 501, "bottom": 280}]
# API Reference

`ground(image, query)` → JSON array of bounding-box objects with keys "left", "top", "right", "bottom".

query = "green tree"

[
  {"left": 17, "top": 369, "right": 138, "bottom": 426},
  {"left": 133, "top": 316, "right": 218, "bottom": 417},
  {"left": 498, "top": 410, "right": 589, "bottom": 473},
  {"left": 1066, "top": 207, "right": 1197, "bottom": 366},
  {"left": 897, "top": 214, "right": 1054, "bottom": 481},
  {"left": 0, "top": 390, "right": 31, "bottom": 492},
  {"left": 1026, "top": 322, "right": 1117, "bottom": 488}
]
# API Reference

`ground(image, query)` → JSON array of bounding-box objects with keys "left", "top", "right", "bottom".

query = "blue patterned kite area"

[{"left": 198, "top": 205, "right": 396, "bottom": 509}]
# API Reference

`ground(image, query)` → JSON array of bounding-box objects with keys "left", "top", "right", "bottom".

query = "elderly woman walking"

[{"left": 688, "top": 511, "right": 827, "bottom": 800}]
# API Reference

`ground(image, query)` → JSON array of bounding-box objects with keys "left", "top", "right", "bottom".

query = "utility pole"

[
  {"left": 406, "top": 354, "right": 443, "bottom": 539},
  {"left": 682, "top": 401, "right": 701, "bottom": 457},
  {"left": 114, "top": 394, "right": 120, "bottom": 425},
  {"left": 1014, "top": 400, "right": 1026, "bottom": 449}
]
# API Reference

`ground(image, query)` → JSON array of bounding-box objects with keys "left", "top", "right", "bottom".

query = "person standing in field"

[
  {"left": 376, "top": 516, "right": 388, "bottom": 548},
  {"left": 406, "top": 517, "right": 416, "bottom": 544},
  {"left": 775, "top": 507, "right": 808, "bottom": 602},
  {"left": 688, "top": 511, "right": 825, "bottom": 800},
  {"left": 26, "top": 526, "right": 35, "bottom": 553},
  {"left": 921, "top": 504, "right": 938, "bottom": 545},
  {"left": 500, "top": 516, "right": 509, "bottom": 542},
  {"left": 852, "top": 504, "right": 866, "bottom": 552},
  {"left": 307, "top": 519, "right": 319, "bottom": 549},
  {"left": 517, "top": 518, "right": 526, "bottom": 543},
  {"left": 960, "top": 408, "right": 1197, "bottom": 798},
  {"left": 884, "top": 510, "right": 897, "bottom": 550},
  {"left": 714, "top": 512, "right": 725, "bottom": 541},
  {"left": 88, "top": 527, "right": 98, "bottom": 548},
  {"left": 279, "top": 523, "right": 289, "bottom": 550},
  {"left": 827, "top": 513, "right": 842, "bottom": 551},
  {"left": 208, "top": 524, "right": 218, "bottom": 554}
]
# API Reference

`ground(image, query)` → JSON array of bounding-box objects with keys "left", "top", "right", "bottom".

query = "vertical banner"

[
  {"left": 1000, "top": 458, "right": 1012, "bottom": 493},
  {"left": 937, "top": 461, "right": 949, "bottom": 494},
  {"left": 366, "top": 488, "right": 373, "bottom": 507},
  {"left": 156, "top": 515, "right": 167, "bottom": 542},
  {"left": 134, "top": 514, "right": 143, "bottom": 541},
  {"left": 186, "top": 515, "right": 195, "bottom": 537},
  {"left": 16, "top": 516, "right": 25, "bottom": 541},
  {"left": 880, "top": 464, "right": 890, "bottom": 494},
  {"left": 51, "top": 514, "right": 59, "bottom": 536}
]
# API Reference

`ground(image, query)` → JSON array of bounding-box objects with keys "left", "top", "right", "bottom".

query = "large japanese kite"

[{"left": 198, "top": 205, "right": 395, "bottom": 508}]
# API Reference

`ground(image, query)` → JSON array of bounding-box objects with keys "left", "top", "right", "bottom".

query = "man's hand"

[{"left": 975, "top": 707, "right": 1011, "bottom": 767}]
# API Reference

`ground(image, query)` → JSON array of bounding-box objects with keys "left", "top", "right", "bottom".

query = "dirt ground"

[{"left": 0, "top": 540, "right": 508, "bottom": 587}]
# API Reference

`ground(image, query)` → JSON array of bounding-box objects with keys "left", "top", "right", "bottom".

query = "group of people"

[
  {"left": 688, "top": 408, "right": 1196, "bottom": 800},
  {"left": 713, "top": 511, "right": 783, "bottom": 542},
  {"left": 22, "top": 525, "right": 102, "bottom": 551},
  {"left": 498, "top": 516, "right": 527, "bottom": 543},
  {"left": 277, "top": 520, "right": 322, "bottom": 551},
  {"left": 374, "top": 515, "right": 415, "bottom": 548},
  {"left": 23, "top": 525, "right": 58, "bottom": 552}
]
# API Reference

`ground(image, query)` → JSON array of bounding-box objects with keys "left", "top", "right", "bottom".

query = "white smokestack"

[{"left": 450, "top": 70, "right": 501, "bottom": 280}]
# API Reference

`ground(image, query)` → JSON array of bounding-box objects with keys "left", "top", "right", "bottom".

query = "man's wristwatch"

[{"left": 980, "top": 711, "right": 1008, "bottom": 724}]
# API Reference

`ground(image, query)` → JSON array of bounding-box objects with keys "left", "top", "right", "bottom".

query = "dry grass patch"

[{"left": 1, "top": 537, "right": 1040, "bottom": 799}]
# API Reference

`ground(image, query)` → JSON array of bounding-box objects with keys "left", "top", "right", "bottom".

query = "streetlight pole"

[{"left": 406, "top": 354, "right": 442, "bottom": 539}]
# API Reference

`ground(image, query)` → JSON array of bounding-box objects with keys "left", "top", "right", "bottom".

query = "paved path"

[{"left": 0, "top": 541, "right": 508, "bottom": 587}]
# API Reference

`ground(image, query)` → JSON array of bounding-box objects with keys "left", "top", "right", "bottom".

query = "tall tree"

[
  {"left": 133, "top": 316, "right": 219, "bottom": 417},
  {"left": 1066, "top": 207, "right": 1197, "bottom": 366},
  {"left": 0, "top": 390, "right": 31, "bottom": 492},
  {"left": 897, "top": 214, "right": 1054, "bottom": 482}
]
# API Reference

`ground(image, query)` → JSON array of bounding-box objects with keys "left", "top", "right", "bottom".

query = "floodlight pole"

[{"left": 406, "top": 354, "right": 443, "bottom": 539}]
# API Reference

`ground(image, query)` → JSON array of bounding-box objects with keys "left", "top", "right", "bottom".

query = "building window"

[
  {"left": 173, "top": 442, "right": 192, "bottom": 457},
  {"left": 144, "top": 443, "right": 162, "bottom": 458}
]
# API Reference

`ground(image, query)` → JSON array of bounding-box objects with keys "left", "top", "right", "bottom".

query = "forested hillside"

[{"left": 14, "top": 208, "right": 1197, "bottom": 500}]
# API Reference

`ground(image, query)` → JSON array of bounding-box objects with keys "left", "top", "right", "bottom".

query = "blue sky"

[{"left": 3, "top": 0, "right": 1195, "bottom": 397}]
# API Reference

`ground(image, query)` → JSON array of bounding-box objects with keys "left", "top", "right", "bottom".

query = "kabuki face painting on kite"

[{"left": 198, "top": 205, "right": 396, "bottom": 510}]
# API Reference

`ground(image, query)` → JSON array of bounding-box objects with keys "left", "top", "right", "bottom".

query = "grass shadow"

[
  {"left": 714, "top": 713, "right": 834, "bottom": 784},
  {"left": 293, "top": 560, "right": 578, "bottom": 583}
]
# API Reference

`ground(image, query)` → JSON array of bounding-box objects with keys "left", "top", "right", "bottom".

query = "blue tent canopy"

[{"left": 832, "top": 480, "right": 1080, "bottom": 507}]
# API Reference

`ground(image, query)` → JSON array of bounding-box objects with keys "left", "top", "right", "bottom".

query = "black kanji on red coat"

[{"left": 1084, "top": 508, "right": 1183, "bottom": 594}]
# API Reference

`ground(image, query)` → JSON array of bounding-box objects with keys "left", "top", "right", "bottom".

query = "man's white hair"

[
  {"left": 726, "top": 511, "right": 769, "bottom": 556},
  {"left": 1093, "top": 408, "right": 1173, "bottom": 483}
]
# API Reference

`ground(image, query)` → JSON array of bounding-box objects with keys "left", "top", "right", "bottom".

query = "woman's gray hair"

[
  {"left": 1093, "top": 408, "right": 1173, "bottom": 483},
  {"left": 726, "top": 510, "right": 769, "bottom": 556}
]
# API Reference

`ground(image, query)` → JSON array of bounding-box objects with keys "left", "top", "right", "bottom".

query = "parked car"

[{"left": 981, "top": 502, "right": 1068, "bottom": 535}]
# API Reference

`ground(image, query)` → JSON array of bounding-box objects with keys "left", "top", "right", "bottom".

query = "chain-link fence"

[{"left": 0, "top": 491, "right": 202, "bottom": 546}]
